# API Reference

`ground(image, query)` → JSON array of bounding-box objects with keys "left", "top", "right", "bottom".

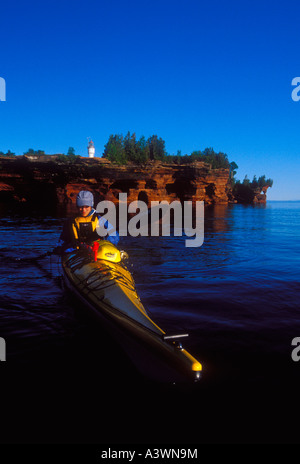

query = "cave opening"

[
  {"left": 110, "top": 179, "right": 139, "bottom": 193},
  {"left": 138, "top": 191, "right": 149, "bottom": 206},
  {"left": 166, "top": 179, "right": 197, "bottom": 202},
  {"left": 145, "top": 179, "right": 157, "bottom": 189},
  {"left": 205, "top": 183, "right": 215, "bottom": 198}
]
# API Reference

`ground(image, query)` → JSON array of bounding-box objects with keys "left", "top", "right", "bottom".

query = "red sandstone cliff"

[{"left": 0, "top": 156, "right": 235, "bottom": 213}]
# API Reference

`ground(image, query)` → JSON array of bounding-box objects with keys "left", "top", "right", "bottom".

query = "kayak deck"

[{"left": 61, "top": 245, "right": 202, "bottom": 383}]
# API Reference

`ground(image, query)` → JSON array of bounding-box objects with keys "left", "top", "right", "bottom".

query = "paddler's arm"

[
  {"left": 53, "top": 218, "right": 79, "bottom": 254},
  {"left": 96, "top": 215, "right": 119, "bottom": 245}
]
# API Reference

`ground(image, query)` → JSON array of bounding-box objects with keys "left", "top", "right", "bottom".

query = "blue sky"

[{"left": 1, "top": 0, "right": 300, "bottom": 200}]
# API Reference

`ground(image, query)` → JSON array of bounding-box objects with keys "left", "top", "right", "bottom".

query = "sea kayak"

[{"left": 61, "top": 240, "right": 202, "bottom": 383}]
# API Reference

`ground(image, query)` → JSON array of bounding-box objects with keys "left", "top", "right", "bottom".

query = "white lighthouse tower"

[{"left": 87, "top": 138, "right": 95, "bottom": 158}]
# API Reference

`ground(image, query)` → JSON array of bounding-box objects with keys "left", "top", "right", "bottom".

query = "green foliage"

[
  {"left": 242, "top": 175, "right": 250, "bottom": 186},
  {"left": 257, "top": 175, "right": 273, "bottom": 189},
  {"left": 233, "top": 174, "right": 274, "bottom": 203},
  {"left": 202, "top": 149, "right": 226, "bottom": 167},
  {"left": 67, "top": 147, "right": 75, "bottom": 156},
  {"left": 251, "top": 175, "right": 258, "bottom": 189},
  {"left": 233, "top": 182, "right": 255, "bottom": 203},
  {"left": 56, "top": 147, "right": 80, "bottom": 163},
  {"left": 56, "top": 154, "right": 68, "bottom": 163},
  {"left": 170, "top": 147, "right": 233, "bottom": 169},
  {"left": 0, "top": 149, "right": 15, "bottom": 156},
  {"left": 67, "top": 154, "right": 79, "bottom": 163},
  {"left": 56, "top": 154, "right": 79, "bottom": 164},
  {"left": 24, "top": 149, "right": 45, "bottom": 156},
  {"left": 103, "top": 132, "right": 162, "bottom": 165},
  {"left": 230, "top": 161, "right": 238, "bottom": 177},
  {"left": 137, "top": 135, "right": 150, "bottom": 163},
  {"left": 103, "top": 134, "right": 127, "bottom": 165},
  {"left": 241, "top": 174, "right": 274, "bottom": 190},
  {"left": 147, "top": 135, "right": 167, "bottom": 161},
  {"left": 102, "top": 133, "right": 237, "bottom": 170},
  {"left": 124, "top": 132, "right": 149, "bottom": 164},
  {"left": 102, "top": 132, "right": 274, "bottom": 206}
]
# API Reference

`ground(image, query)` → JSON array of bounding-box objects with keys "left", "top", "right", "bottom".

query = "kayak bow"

[{"left": 61, "top": 240, "right": 202, "bottom": 383}]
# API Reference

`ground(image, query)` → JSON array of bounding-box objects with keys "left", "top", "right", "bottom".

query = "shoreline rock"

[{"left": 0, "top": 155, "right": 268, "bottom": 214}]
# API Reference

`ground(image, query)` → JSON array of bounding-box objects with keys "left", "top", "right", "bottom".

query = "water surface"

[{"left": 1, "top": 202, "right": 300, "bottom": 443}]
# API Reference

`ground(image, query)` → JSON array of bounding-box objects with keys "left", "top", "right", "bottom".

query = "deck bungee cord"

[{"left": 61, "top": 239, "right": 203, "bottom": 383}]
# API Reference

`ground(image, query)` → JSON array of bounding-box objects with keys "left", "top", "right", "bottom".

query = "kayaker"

[{"left": 55, "top": 190, "right": 119, "bottom": 253}]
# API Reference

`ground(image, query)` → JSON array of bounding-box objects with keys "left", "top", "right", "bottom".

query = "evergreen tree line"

[
  {"left": 0, "top": 147, "right": 80, "bottom": 163},
  {"left": 11, "top": 136, "right": 236, "bottom": 169},
  {"left": 103, "top": 133, "right": 168, "bottom": 165},
  {"left": 0, "top": 134, "right": 274, "bottom": 192},
  {"left": 103, "top": 132, "right": 273, "bottom": 192},
  {"left": 0, "top": 150, "right": 15, "bottom": 156},
  {"left": 235, "top": 174, "right": 273, "bottom": 190},
  {"left": 232, "top": 175, "right": 274, "bottom": 203},
  {"left": 103, "top": 132, "right": 234, "bottom": 169}
]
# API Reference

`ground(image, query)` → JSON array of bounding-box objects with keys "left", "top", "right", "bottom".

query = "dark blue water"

[{"left": 1, "top": 202, "right": 300, "bottom": 444}]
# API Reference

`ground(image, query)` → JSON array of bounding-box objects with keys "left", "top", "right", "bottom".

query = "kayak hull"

[{"left": 61, "top": 244, "right": 202, "bottom": 383}]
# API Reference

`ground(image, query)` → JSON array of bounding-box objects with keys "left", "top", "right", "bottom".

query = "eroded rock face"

[
  {"left": 0, "top": 156, "right": 242, "bottom": 214},
  {"left": 253, "top": 186, "right": 269, "bottom": 204},
  {"left": 55, "top": 160, "right": 233, "bottom": 209}
]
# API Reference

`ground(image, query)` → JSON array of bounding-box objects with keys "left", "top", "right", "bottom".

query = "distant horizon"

[{"left": 268, "top": 199, "right": 300, "bottom": 202}]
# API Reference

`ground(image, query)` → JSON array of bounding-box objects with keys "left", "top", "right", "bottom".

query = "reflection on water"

[
  {"left": 1, "top": 202, "right": 300, "bottom": 444},
  {"left": 0, "top": 202, "right": 299, "bottom": 373}
]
